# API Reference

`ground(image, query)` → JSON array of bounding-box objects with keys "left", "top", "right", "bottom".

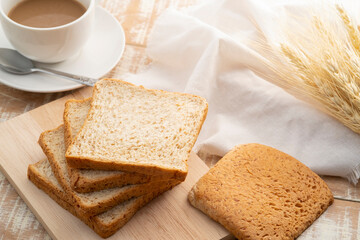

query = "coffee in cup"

[{"left": 8, "top": 0, "right": 86, "bottom": 28}]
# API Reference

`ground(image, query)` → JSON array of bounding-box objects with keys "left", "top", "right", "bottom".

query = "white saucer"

[{"left": 0, "top": 7, "right": 125, "bottom": 93}]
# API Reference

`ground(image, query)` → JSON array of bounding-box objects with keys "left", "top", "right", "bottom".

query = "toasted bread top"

[{"left": 188, "top": 143, "right": 333, "bottom": 240}]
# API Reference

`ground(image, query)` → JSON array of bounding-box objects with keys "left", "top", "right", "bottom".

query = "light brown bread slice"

[
  {"left": 64, "top": 98, "right": 177, "bottom": 193},
  {"left": 66, "top": 79, "right": 208, "bottom": 181},
  {"left": 39, "top": 125, "right": 178, "bottom": 217},
  {"left": 188, "top": 143, "right": 334, "bottom": 240},
  {"left": 64, "top": 98, "right": 92, "bottom": 150},
  {"left": 28, "top": 159, "right": 173, "bottom": 238}
]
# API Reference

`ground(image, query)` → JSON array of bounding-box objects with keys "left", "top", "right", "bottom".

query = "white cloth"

[{"left": 125, "top": 0, "right": 360, "bottom": 184}]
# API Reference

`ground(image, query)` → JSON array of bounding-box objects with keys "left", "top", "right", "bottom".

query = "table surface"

[{"left": 0, "top": 0, "right": 359, "bottom": 239}]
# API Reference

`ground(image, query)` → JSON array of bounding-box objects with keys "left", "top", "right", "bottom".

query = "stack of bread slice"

[{"left": 28, "top": 79, "right": 208, "bottom": 238}]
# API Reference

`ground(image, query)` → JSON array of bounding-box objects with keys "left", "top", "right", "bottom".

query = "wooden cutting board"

[{"left": 0, "top": 87, "right": 229, "bottom": 240}]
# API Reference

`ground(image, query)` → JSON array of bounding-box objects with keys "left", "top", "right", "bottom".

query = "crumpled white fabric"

[{"left": 125, "top": 0, "right": 360, "bottom": 183}]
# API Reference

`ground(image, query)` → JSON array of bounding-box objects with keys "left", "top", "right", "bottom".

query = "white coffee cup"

[{"left": 0, "top": 0, "right": 95, "bottom": 63}]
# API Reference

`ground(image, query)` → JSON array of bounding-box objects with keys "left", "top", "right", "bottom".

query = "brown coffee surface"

[{"left": 8, "top": 0, "right": 86, "bottom": 28}]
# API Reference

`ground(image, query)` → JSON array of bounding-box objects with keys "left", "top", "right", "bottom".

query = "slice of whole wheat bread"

[
  {"left": 188, "top": 143, "right": 334, "bottom": 240},
  {"left": 39, "top": 124, "right": 178, "bottom": 217},
  {"left": 66, "top": 79, "right": 208, "bottom": 180},
  {"left": 64, "top": 98, "right": 176, "bottom": 193},
  {"left": 28, "top": 159, "right": 173, "bottom": 238}
]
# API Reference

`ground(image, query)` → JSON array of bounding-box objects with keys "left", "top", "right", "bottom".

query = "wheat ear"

[{"left": 262, "top": 5, "right": 360, "bottom": 134}]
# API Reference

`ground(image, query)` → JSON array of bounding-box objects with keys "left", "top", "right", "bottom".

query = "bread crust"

[
  {"left": 65, "top": 78, "right": 208, "bottom": 181},
  {"left": 28, "top": 162, "right": 76, "bottom": 208},
  {"left": 72, "top": 170, "right": 171, "bottom": 193},
  {"left": 188, "top": 143, "right": 334, "bottom": 240},
  {"left": 66, "top": 156, "right": 188, "bottom": 181}
]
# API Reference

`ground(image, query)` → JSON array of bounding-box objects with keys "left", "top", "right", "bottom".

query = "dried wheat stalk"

[{"left": 266, "top": 5, "right": 360, "bottom": 134}]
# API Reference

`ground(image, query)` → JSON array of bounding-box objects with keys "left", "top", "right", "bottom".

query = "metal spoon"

[{"left": 0, "top": 48, "right": 97, "bottom": 86}]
